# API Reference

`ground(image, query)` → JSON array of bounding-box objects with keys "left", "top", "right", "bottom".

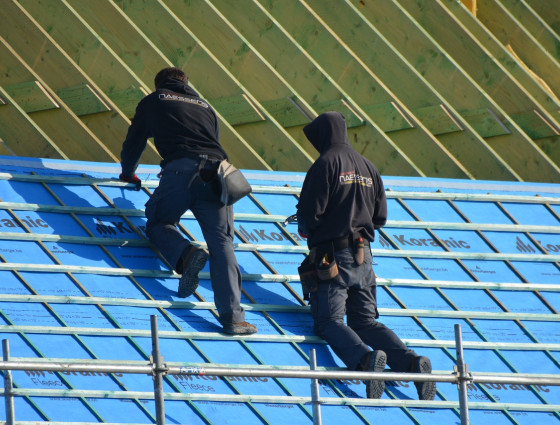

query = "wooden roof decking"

[{"left": 0, "top": 0, "right": 558, "bottom": 181}]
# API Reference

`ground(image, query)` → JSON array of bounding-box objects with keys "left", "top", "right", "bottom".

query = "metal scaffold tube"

[
  {"left": 2, "top": 339, "right": 15, "bottom": 425},
  {"left": 310, "top": 349, "right": 322, "bottom": 425},
  {"left": 151, "top": 315, "right": 165, "bottom": 425},
  {"left": 2, "top": 325, "right": 560, "bottom": 423},
  {"left": 455, "top": 324, "right": 471, "bottom": 425}
]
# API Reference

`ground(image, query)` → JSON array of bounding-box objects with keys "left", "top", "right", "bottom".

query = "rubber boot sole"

[{"left": 177, "top": 249, "right": 208, "bottom": 298}]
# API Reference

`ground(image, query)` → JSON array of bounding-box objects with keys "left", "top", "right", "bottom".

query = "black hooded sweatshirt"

[
  {"left": 120, "top": 78, "right": 227, "bottom": 176},
  {"left": 296, "top": 111, "right": 387, "bottom": 249}
]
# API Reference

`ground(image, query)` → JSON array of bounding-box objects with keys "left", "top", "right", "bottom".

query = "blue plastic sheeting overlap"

[{"left": 0, "top": 156, "right": 559, "bottom": 424}]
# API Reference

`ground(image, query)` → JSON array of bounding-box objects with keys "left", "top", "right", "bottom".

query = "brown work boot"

[
  {"left": 359, "top": 350, "right": 387, "bottom": 399},
  {"left": 177, "top": 246, "right": 208, "bottom": 298},
  {"left": 222, "top": 322, "right": 258, "bottom": 335}
]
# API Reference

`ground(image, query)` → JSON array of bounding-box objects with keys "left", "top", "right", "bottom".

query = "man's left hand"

[{"left": 119, "top": 173, "right": 142, "bottom": 191}]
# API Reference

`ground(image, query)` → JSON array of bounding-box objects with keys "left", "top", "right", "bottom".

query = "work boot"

[
  {"left": 222, "top": 322, "right": 258, "bottom": 335},
  {"left": 412, "top": 356, "right": 437, "bottom": 400},
  {"left": 177, "top": 246, "right": 208, "bottom": 298},
  {"left": 359, "top": 350, "right": 387, "bottom": 399}
]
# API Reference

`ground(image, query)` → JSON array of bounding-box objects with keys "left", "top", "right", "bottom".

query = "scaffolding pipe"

[
  {"left": 310, "top": 349, "right": 322, "bottom": 425},
  {"left": 455, "top": 324, "right": 471, "bottom": 425},
  {"left": 151, "top": 315, "right": 165, "bottom": 425},
  {"left": 2, "top": 339, "right": 15, "bottom": 425},
  {"left": 2, "top": 360, "right": 560, "bottom": 387}
]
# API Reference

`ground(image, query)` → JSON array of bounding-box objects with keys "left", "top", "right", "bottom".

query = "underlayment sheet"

[{"left": 0, "top": 156, "right": 558, "bottom": 424}]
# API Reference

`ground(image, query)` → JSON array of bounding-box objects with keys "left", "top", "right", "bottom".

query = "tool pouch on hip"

[
  {"left": 298, "top": 255, "right": 318, "bottom": 301},
  {"left": 354, "top": 237, "right": 365, "bottom": 265},
  {"left": 315, "top": 245, "right": 339, "bottom": 281},
  {"left": 316, "top": 257, "right": 339, "bottom": 280}
]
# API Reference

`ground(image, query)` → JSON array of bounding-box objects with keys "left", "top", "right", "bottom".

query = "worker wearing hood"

[
  {"left": 296, "top": 112, "right": 436, "bottom": 400},
  {"left": 297, "top": 111, "right": 387, "bottom": 249}
]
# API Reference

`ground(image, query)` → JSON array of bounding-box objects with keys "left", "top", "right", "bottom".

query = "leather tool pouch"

[
  {"left": 315, "top": 246, "right": 339, "bottom": 281},
  {"left": 298, "top": 255, "right": 318, "bottom": 301},
  {"left": 316, "top": 256, "right": 339, "bottom": 280}
]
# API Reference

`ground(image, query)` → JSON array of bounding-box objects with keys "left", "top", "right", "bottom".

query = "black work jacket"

[
  {"left": 120, "top": 78, "right": 226, "bottom": 176},
  {"left": 296, "top": 111, "right": 387, "bottom": 248}
]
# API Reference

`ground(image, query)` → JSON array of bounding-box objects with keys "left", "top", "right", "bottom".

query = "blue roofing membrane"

[{"left": 0, "top": 156, "right": 559, "bottom": 424}]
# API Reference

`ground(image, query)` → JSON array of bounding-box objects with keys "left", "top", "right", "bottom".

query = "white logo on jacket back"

[
  {"left": 158, "top": 93, "right": 209, "bottom": 108},
  {"left": 339, "top": 171, "right": 373, "bottom": 187}
]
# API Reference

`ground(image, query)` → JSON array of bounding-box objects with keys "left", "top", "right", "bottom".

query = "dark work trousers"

[
  {"left": 310, "top": 245, "right": 417, "bottom": 371},
  {"left": 144, "top": 157, "right": 245, "bottom": 325}
]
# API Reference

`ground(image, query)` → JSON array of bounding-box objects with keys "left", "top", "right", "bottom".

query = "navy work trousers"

[
  {"left": 144, "top": 157, "right": 245, "bottom": 325},
  {"left": 310, "top": 245, "right": 417, "bottom": 371}
]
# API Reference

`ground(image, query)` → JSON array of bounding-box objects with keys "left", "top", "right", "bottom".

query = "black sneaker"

[
  {"left": 222, "top": 322, "right": 258, "bottom": 335},
  {"left": 177, "top": 247, "right": 208, "bottom": 298},
  {"left": 362, "top": 350, "right": 387, "bottom": 399},
  {"left": 413, "top": 356, "right": 437, "bottom": 400}
]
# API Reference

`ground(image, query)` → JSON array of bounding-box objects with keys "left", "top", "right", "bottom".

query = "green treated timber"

[
  {"left": 477, "top": 0, "right": 560, "bottom": 102},
  {"left": 215, "top": 93, "right": 367, "bottom": 129},
  {"left": 378, "top": 277, "right": 560, "bottom": 292},
  {"left": 250, "top": 0, "right": 469, "bottom": 178},
  {"left": 56, "top": 84, "right": 112, "bottom": 116},
  {"left": 206, "top": 0, "right": 431, "bottom": 176},
  {"left": 353, "top": 0, "right": 560, "bottom": 182},
  {"left": 314, "top": 99, "right": 364, "bottom": 128},
  {"left": 213, "top": 0, "right": 453, "bottom": 176},
  {"left": 362, "top": 102, "right": 414, "bottom": 133},
  {"left": 0, "top": 2, "right": 119, "bottom": 162},
  {"left": 3, "top": 171, "right": 560, "bottom": 204},
  {"left": 10, "top": 357, "right": 560, "bottom": 381},
  {"left": 164, "top": 0, "right": 360, "bottom": 164},
  {"left": 5, "top": 388, "right": 560, "bottom": 413},
  {"left": 106, "top": 0, "right": 284, "bottom": 171},
  {"left": 16, "top": 0, "right": 161, "bottom": 163},
  {"left": 0, "top": 252, "right": 557, "bottom": 292},
  {"left": 441, "top": 0, "right": 560, "bottom": 121},
  {"left": 210, "top": 93, "right": 265, "bottom": 126},
  {"left": 1, "top": 324, "right": 559, "bottom": 352},
  {"left": 261, "top": 97, "right": 310, "bottom": 128},
  {"left": 294, "top": 0, "right": 512, "bottom": 180},
  {"left": 17, "top": 0, "right": 151, "bottom": 112},
  {"left": 461, "top": 108, "right": 511, "bottom": 137},
  {"left": 3, "top": 204, "right": 560, "bottom": 232},
  {"left": 3, "top": 81, "right": 60, "bottom": 113},
  {"left": 498, "top": 0, "right": 560, "bottom": 65},
  {"left": 3, "top": 388, "right": 560, "bottom": 412},
  {"left": 109, "top": 0, "right": 312, "bottom": 172},
  {"left": 1, "top": 293, "right": 557, "bottom": 322},
  {"left": 106, "top": 87, "right": 149, "bottom": 119},
  {"left": 65, "top": 0, "right": 268, "bottom": 170},
  {"left": 0, "top": 87, "right": 67, "bottom": 159},
  {"left": 510, "top": 110, "right": 560, "bottom": 139},
  {"left": 1, "top": 236, "right": 559, "bottom": 264},
  {"left": 412, "top": 104, "right": 464, "bottom": 135},
  {"left": 525, "top": 0, "right": 560, "bottom": 38},
  {"left": 430, "top": 0, "right": 560, "bottom": 174}
]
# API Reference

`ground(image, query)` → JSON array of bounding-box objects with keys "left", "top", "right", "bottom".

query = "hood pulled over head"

[{"left": 303, "top": 111, "right": 349, "bottom": 154}]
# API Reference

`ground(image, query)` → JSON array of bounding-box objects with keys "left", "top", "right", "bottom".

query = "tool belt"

[{"left": 298, "top": 232, "right": 366, "bottom": 301}]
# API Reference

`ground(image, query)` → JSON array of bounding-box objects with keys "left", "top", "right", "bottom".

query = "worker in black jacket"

[
  {"left": 297, "top": 111, "right": 435, "bottom": 399},
  {"left": 119, "top": 67, "right": 256, "bottom": 335}
]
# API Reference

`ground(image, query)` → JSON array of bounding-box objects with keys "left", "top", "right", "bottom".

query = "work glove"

[{"left": 119, "top": 173, "right": 142, "bottom": 191}]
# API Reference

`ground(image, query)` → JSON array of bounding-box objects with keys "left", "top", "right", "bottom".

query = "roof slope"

[
  {"left": 0, "top": 156, "right": 559, "bottom": 424},
  {"left": 0, "top": 0, "right": 559, "bottom": 181}
]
